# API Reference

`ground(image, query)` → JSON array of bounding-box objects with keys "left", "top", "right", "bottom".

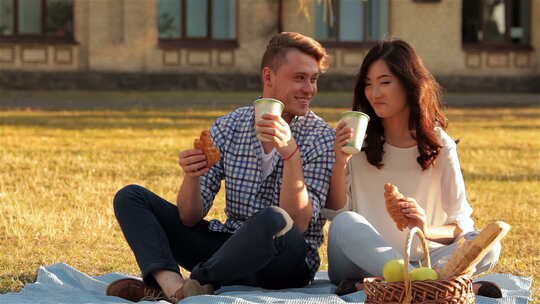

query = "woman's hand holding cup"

[
  {"left": 335, "top": 121, "right": 354, "bottom": 166},
  {"left": 335, "top": 111, "right": 370, "bottom": 166}
]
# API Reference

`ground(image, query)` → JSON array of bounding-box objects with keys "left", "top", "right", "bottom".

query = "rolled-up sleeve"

[
  {"left": 199, "top": 119, "right": 228, "bottom": 217},
  {"left": 440, "top": 143, "right": 475, "bottom": 235}
]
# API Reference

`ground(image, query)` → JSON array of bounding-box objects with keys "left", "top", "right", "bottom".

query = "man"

[{"left": 106, "top": 32, "right": 335, "bottom": 302}]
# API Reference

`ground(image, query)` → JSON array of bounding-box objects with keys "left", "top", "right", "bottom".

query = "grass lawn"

[{"left": 0, "top": 102, "right": 538, "bottom": 300}]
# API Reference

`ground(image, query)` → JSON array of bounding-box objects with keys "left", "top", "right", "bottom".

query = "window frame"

[
  {"left": 315, "top": 0, "right": 388, "bottom": 48},
  {"left": 158, "top": 0, "right": 238, "bottom": 49},
  {"left": 462, "top": 0, "right": 533, "bottom": 51},
  {"left": 0, "top": 0, "right": 76, "bottom": 44}
]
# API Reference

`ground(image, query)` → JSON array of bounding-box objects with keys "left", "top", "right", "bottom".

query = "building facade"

[{"left": 0, "top": 0, "right": 538, "bottom": 91}]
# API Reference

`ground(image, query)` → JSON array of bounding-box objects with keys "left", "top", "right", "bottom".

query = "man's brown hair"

[{"left": 260, "top": 32, "right": 329, "bottom": 73}]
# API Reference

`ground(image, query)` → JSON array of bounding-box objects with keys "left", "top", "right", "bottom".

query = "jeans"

[
  {"left": 113, "top": 184, "right": 311, "bottom": 289},
  {"left": 327, "top": 211, "right": 501, "bottom": 285}
]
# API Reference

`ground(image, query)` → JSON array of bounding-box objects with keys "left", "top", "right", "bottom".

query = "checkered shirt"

[{"left": 200, "top": 106, "right": 335, "bottom": 280}]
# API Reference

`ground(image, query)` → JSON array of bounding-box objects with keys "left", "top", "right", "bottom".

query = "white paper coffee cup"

[
  {"left": 254, "top": 98, "right": 284, "bottom": 142},
  {"left": 339, "top": 111, "right": 370, "bottom": 154}
]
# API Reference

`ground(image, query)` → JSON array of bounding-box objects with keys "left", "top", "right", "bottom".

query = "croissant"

[
  {"left": 194, "top": 130, "right": 221, "bottom": 168},
  {"left": 384, "top": 183, "right": 409, "bottom": 231}
]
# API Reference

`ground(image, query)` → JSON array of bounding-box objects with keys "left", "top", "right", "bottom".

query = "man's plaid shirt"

[{"left": 200, "top": 106, "right": 335, "bottom": 280}]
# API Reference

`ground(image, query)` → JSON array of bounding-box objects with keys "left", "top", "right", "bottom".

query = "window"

[
  {"left": 158, "top": 0, "right": 237, "bottom": 48},
  {"left": 315, "top": 0, "right": 389, "bottom": 46},
  {"left": 462, "top": 0, "right": 531, "bottom": 49},
  {"left": 0, "top": 0, "right": 74, "bottom": 42}
]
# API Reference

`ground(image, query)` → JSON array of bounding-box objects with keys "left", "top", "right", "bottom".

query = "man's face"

[{"left": 264, "top": 49, "right": 320, "bottom": 119}]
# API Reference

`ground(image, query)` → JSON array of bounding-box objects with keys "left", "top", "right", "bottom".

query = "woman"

[{"left": 324, "top": 39, "right": 502, "bottom": 298}]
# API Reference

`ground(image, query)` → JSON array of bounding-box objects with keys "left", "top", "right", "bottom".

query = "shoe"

[
  {"left": 171, "top": 279, "right": 215, "bottom": 301},
  {"left": 475, "top": 281, "right": 503, "bottom": 298},
  {"left": 335, "top": 279, "right": 360, "bottom": 296},
  {"left": 106, "top": 278, "right": 168, "bottom": 302}
]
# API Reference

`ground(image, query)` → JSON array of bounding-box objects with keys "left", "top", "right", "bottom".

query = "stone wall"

[{"left": 1, "top": 71, "right": 538, "bottom": 93}]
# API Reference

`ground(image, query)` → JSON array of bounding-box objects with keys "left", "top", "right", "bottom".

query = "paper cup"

[
  {"left": 254, "top": 98, "right": 284, "bottom": 141},
  {"left": 339, "top": 111, "right": 370, "bottom": 154}
]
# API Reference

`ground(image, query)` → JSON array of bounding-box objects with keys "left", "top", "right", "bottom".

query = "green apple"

[
  {"left": 383, "top": 259, "right": 405, "bottom": 282},
  {"left": 409, "top": 267, "right": 439, "bottom": 281}
]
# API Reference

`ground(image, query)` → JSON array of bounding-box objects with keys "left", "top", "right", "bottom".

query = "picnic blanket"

[{"left": 0, "top": 263, "right": 533, "bottom": 304}]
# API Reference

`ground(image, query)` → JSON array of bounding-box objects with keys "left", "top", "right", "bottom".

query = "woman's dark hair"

[{"left": 353, "top": 39, "right": 448, "bottom": 170}]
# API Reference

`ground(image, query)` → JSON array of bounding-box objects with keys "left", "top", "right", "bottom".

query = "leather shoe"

[
  {"left": 335, "top": 279, "right": 360, "bottom": 296},
  {"left": 475, "top": 281, "right": 503, "bottom": 298},
  {"left": 106, "top": 278, "right": 168, "bottom": 302}
]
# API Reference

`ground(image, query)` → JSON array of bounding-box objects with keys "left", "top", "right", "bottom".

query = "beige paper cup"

[
  {"left": 339, "top": 111, "right": 370, "bottom": 154},
  {"left": 254, "top": 98, "right": 284, "bottom": 141}
]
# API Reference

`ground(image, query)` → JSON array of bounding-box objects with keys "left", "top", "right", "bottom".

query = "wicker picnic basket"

[{"left": 364, "top": 227, "right": 475, "bottom": 304}]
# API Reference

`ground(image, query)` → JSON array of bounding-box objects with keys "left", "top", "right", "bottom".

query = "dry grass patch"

[{"left": 0, "top": 106, "right": 538, "bottom": 301}]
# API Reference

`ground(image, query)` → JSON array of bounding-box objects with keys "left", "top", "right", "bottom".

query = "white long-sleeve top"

[{"left": 324, "top": 127, "right": 475, "bottom": 259}]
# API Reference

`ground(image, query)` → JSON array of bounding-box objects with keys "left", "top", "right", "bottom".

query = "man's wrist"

[
  {"left": 183, "top": 175, "right": 200, "bottom": 185},
  {"left": 279, "top": 141, "right": 297, "bottom": 157},
  {"left": 281, "top": 142, "right": 299, "bottom": 159},
  {"left": 283, "top": 145, "right": 300, "bottom": 161}
]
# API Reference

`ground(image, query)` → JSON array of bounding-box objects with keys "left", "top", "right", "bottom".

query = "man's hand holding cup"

[
  {"left": 256, "top": 113, "right": 297, "bottom": 157},
  {"left": 254, "top": 97, "right": 297, "bottom": 158}
]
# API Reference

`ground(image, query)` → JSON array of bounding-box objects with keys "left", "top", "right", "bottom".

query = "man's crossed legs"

[{"left": 107, "top": 184, "right": 311, "bottom": 302}]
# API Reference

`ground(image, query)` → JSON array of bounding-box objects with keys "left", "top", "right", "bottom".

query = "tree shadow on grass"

[
  {"left": 492, "top": 125, "right": 540, "bottom": 130},
  {"left": 463, "top": 172, "right": 540, "bottom": 182},
  {"left": 448, "top": 112, "right": 540, "bottom": 120},
  {"left": 0, "top": 92, "right": 251, "bottom": 111},
  {"left": 0, "top": 114, "right": 224, "bottom": 130},
  {"left": 461, "top": 146, "right": 529, "bottom": 152}
]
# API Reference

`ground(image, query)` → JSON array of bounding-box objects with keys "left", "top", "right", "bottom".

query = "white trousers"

[{"left": 327, "top": 211, "right": 501, "bottom": 285}]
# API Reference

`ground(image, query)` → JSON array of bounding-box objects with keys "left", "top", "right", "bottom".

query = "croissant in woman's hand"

[{"left": 384, "top": 183, "right": 410, "bottom": 231}]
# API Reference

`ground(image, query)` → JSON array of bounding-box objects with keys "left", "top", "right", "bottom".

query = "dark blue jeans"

[{"left": 113, "top": 184, "right": 311, "bottom": 289}]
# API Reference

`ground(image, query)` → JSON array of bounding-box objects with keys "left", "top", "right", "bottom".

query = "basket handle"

[{"left": 402, "top": 227, "right": 431, "bottom": 304}]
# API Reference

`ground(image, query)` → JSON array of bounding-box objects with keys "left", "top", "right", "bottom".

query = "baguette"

[{"left": 437, "top": 221, "right": 510, "bottom": 279}]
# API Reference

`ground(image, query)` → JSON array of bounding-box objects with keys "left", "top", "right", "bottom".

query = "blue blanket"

[{"left": 0, "top": 263, "right": 533, "bottom": 304}]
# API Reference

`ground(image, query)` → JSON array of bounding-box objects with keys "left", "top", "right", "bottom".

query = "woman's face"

[{"left": 364, "top": 60, "right": 409, "bottom": 120}]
